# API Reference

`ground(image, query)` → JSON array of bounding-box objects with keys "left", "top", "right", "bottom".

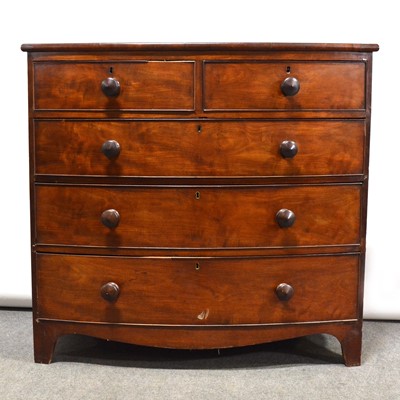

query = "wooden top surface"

[{"left": 21, "top": 42, "right": 379, "bottom": 53}]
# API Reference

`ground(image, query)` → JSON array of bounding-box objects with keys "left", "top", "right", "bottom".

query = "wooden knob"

[
  {"left": 101, "top": 77, "right": 120, "bottom": 97},
  {"left": 101, "top": 209, "right": 120, "bottom": 229},
  {"left": 275, "top": 283, "right": 294, "bottom": 301},
  {"left": 280, "top": 140, "right": 298, "bottom": 158},
  {"left": 101, "top": 140, "right": 121, "bottom": 160},
  {"left": 280, "top": 77, "right": 300, "bottom": 96},
  {"left": 275, "top": 209, "right": 296, "bottom": 228},
  {"left": 100, "top": 282, "right": 120, "bottom": 302}
]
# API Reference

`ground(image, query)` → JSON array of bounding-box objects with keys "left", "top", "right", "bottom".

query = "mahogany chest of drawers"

[{"left": 22, "top": 42, "right": 379, "bottom": 365}]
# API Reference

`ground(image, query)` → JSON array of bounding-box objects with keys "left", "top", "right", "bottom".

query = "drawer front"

[
  {"left": 35, "top": 120, "right": 365, "bottom": 177},
  {"left": 33, "top": 61, "right": 194, "bottom": 110},
  {"left": 35, "top": 185, "right": 361, "bottom": 248},
  {"left": 204, "top": 61, "right": 365, "bottom": 110},
  {"left": 36, "top": 254, "right": 359, "bottom": 325}
]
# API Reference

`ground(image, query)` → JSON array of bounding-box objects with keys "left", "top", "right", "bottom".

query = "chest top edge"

[{"left": 20, "top": 42, "right": 380, "bottom": 54}]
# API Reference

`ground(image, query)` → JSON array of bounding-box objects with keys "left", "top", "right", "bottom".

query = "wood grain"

[
  {"left": 33, "top": 61, "right": 194, "bottom": 110},
  {"left": 34, "top": 120, "right": 365, "bottom": 177},
  {"left": 35, "top": 184, "right": 361, "bottom": 248},
  {"left": 204, "top": 62, "right": 365, "bottom": 110},
  {"left": 36, "top": 254, "right": 359, "bottom": 325}
]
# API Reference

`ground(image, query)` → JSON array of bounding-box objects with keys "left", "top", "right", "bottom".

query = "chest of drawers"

[{"left": 21, "top": 42, "right": 379, "bottom": 366}]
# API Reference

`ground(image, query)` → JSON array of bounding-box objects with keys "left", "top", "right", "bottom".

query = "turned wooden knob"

[
  {"left": 280, "top": 140, "right": 298, "bottom": 158},
  {"left": 280, "top": 77, "right": 300, "bottom": 96},
  {"left": 101, "top": 209, "right": 120, "bottom": 229},
  {"left": 275, "top": 283, "right": 294, "bottom": 301},
  {"left": 100, "top": 282, "right": 120, "bottom": 302},
  {"left": 101, "top": 77, "right": 120, "bottom": 97},
  {"left": 275, "top": 209, "right": 296, "bottom": 228},
  {"left": 101, "top": 140, "right": 121, "bottom": 160}
]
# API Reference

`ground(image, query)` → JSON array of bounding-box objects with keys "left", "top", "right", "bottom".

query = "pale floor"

[{"left": 0, "top": 308, "right": 399, "bottom": 400}]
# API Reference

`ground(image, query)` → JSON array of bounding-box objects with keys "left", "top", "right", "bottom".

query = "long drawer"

[
  {"left": 34, "top": 120, "right": 365, "bottom": 177},
  {"left": 36, "top": 254, "right": 359, "bottom": 325},
  {"left": 204, "top": 61, "right": 365, "bottom": 110},
  {"left": 35, "top": 184, "right": 361, "bottom": 248},
  {"left": 33, "top": 61, "right": 195, "bottom": 110}
]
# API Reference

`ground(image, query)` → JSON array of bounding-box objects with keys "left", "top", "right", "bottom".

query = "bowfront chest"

[{"left": 21, "top": 42, "right": 379, "bottom": 365}]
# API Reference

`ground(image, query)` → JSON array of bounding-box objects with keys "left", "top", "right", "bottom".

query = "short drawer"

[
  {"left": 35, "top": 184, "right": 361, "bottom": 248},
  {"left": 204, "top": 61, "right": 365, "bottom": 111},
  {"left": 33, "top": 61, "right": 194, "bottom": 110},
  {"left": 36, "top": 254, "right": 359, "bottom": 325},
  {"left": 34, "top": 120, "right": 365, "bottom": 177}
]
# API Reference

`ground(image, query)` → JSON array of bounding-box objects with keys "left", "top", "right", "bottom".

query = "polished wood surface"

[
  {"left": 34, "top": 120, "right": 365, "bottom": 177},
  {"left": 21, "top": 42, "right": 379, "bottom": 53},
  {"left": 36, "top": 254, "right": 358, "bottom": 324},
  {"left": 204, "top": 62, "right": 365, "bottom": 110},
  {"left": 35, "top": 184, "right": 361, "bottom": 248},
  {"left": 33, "top": 61, "right": 195, "bottom": 110},
  {"left": 22, "top": 42, "right": 378, "bottom": 366}
]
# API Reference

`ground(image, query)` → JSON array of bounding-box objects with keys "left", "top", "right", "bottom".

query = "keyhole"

[
  {"left": 195, "top": 191, "right": 201, "bottom": 200},
  {"left": 197, "top": 125, "right": 202, "bottom": 134},
  {"left": 195, "top": 262, "right": 200, "bottom": 271},
  {"left": 286, "top": 66, "right": 291, "bottom": 74},
  {"left": 109, "top": 67, "right": 114, "bottom": 74}
]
